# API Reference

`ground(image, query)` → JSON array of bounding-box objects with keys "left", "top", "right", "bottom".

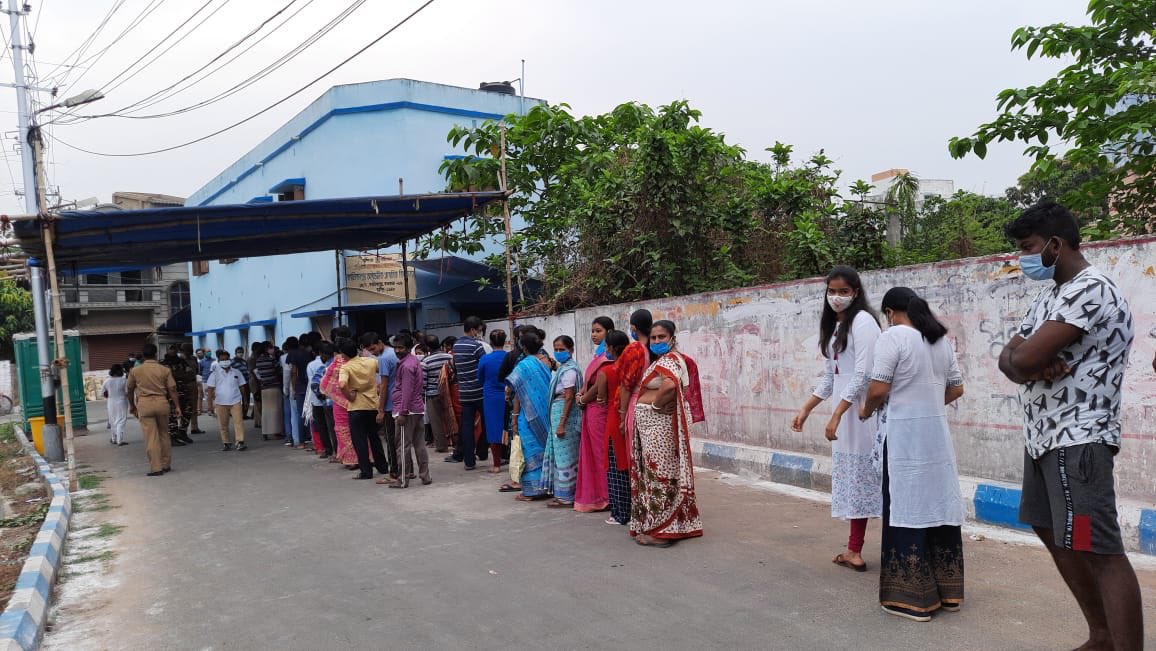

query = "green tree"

[
  {"left": 0, "top": 278, "right": 33, "bottom": 360},
  {"left": 898, "top": 192, "right": 1018, "bottom": 264},
  {"left": 949, "top": 0, "right": 1156, "bottom": 232}
]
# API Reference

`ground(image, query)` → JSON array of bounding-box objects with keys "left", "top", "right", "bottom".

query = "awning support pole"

[{"left": 498, "top": 123, "right": 515, "bottom": 336}]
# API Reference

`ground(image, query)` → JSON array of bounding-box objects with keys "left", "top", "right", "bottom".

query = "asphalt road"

[{"left": 42, "top": 405, "right": 1156, "bottom": 650}]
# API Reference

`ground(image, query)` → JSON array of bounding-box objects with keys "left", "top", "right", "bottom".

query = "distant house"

[
  {"left": 866, "top": 168, "right": 956, "bottom": 245},
  {"left": 55, "top": 191, "right": 191, "bottom": 371},
  {"left": 185, "top": 78, "right": 543, "bottom": 352}
]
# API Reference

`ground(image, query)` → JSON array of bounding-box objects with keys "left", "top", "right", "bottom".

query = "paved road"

[{"left": 44, "top": 405, "right": 1156, "bottom": 650}]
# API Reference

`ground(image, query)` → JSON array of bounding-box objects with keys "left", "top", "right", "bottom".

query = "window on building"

[
  {"left": 85, "top": 273, "right": 109, "bottom": 285},
  {"left": 192, "top": 260, "right": 210, "bottom": 276},
  {"left": 276, "top": 184, "right": 305, "bottom": 202},
  {"left": 120, "top": 270, "right": 142, "bottom": 284},
  {"left": 169, "top": 281, "right": 190, "bottom": 315}
]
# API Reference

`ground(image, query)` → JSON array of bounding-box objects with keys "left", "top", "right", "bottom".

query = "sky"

[{"left": 0, "top": 0, "right": 1092, "bottom": 214}]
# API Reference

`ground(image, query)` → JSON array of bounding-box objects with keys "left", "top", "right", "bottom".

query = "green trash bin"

[{"left": 13, "top": 330, "right": 88, "bottom": 430}]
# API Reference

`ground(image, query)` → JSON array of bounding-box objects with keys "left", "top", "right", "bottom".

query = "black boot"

[{"left": 171, "top": 436, "right": 187, "bottom": 447}]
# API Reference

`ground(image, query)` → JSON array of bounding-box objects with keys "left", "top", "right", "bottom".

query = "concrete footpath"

[{"left": 42, "top": 405, "right": 1156, "bottom": 650}]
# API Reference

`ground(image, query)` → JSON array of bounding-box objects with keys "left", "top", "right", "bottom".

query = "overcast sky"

[{"left": 0, "top": 0, "right": 1090, "bottom": 213}]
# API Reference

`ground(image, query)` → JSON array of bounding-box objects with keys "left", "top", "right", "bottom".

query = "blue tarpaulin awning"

[{"left": 14, "top": 191, "right": 505, "bottom": 270}]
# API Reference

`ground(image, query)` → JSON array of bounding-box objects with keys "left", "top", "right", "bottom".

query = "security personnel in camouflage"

[{"left": 164, "top": 344, "right": 198, "bottom": 445}]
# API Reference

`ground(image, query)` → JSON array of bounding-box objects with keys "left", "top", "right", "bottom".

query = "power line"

[
  {"left": 97, "top": 0, "right": 234, "bottom": 98},
  {"left": 86, "top": 0, "right": 311, "bottom": 119},
  {"left": 42, "top": 0, "right": 131, "bottom": 88},
  {"left": 63, "top": 0, "right": 360, "bottom": 123},
  {"left": 48, "top": 0, "right": 437, "bottom": 157}
]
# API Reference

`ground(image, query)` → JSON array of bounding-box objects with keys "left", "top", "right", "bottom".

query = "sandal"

[
  {"left": 514, "top": 494, "right": 538, "bottom": 502},
  {"left": 832, "top": 553, "right": 867, "bottom": 572},
  {"left": 376, "top": 478, "right": 404, "bottom": 488},
  {"left": 546, "top": 500, "right": 573, "bottom": 509},
  {"left": 604, "top": 516, "right": 621, "bottom": 525},
  {"left": 498, "top": 483, "right": 521, "bottom": 492}
]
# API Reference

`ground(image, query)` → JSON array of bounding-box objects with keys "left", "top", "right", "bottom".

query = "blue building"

[{"left": 186, "top": 79, "right": 540, "bottom": 351}]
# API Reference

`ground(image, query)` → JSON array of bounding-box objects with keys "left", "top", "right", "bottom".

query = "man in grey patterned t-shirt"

[{"left": 998, "top": 200, "right": 1140, "bottom": 651}]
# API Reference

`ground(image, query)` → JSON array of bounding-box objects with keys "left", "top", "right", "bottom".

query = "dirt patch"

[{"left": 0, "top": 423, "right": 49, "bottom": 611}]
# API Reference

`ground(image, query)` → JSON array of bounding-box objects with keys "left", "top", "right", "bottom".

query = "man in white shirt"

[{"left": 207, "top": 350, "right": 249, "bottom": 451}]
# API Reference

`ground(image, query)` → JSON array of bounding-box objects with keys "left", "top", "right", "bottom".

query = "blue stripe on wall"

[
  {"left": 973, "top": 484, "right": 1030, "bottom": 530},
  {"left": 1140, "top": 510, "right": 1156, "bottom": 555}
]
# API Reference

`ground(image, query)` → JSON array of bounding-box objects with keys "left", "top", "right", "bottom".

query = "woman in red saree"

[
  {"left": 627, "top": 319, "right": 703, "bottom": 547},
  {"left": 574, "top": 316, "right": 615, "bottom": 512},
  {"left": 320, "top": 350, "right": 359, "bottom": 468}
]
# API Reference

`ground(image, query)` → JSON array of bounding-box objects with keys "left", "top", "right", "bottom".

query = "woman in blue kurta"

[
  {"left": 505, "top": 331, "right": 553, "bottom": 500},
  {"left": 542, "top": 335, "right": 583, "bottom": 507},
  {"left": 477, "top": 330, "right": 510, "bottom": 473}
]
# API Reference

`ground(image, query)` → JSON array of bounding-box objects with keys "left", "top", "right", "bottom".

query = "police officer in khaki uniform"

[{"left": 127, "top": 343, "right": 182, "bottom": 476}]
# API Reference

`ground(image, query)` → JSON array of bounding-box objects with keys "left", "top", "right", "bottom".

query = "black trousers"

[
  {"left": 348, "top": 409, "right": 388, "bottom": 478},
  {"left": 313, "top": 405, "right": 336, "bottom": 456},
  {"left": 456, "top": 400, "right": 484, "bottom": 468}
]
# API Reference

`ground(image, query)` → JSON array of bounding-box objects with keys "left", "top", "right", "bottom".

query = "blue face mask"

[
  {"left": 649, "top": 342, "right": 671, "bottom": 356},
  {"left": 554, "top": 351, "right": 571, "bottom": 363},
  {"left": 594, "top": 341, "right": 606, "bottom": 356},
  {"left": 605, "top": 351, "right": 616, "bottom": 362},
  {"left": 630, "top": 330, "right": 638, "bottom": 342},
  {"left": 1019, "top": 239, "right": 1058, "bottom": 281}
]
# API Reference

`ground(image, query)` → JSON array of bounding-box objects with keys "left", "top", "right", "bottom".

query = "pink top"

[{"left": 392, "top": 354, "right": 426, "bottom": 416}]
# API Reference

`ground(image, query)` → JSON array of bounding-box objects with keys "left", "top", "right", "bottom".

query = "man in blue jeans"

[
  {"left": 448, "top": 316, "right": 487, "bottom": 470},
  {"left": 285, "top": 335, "right": 313, "bottom": 449}
]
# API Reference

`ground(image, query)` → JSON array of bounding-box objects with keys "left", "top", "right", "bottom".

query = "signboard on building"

[{"left": 344, "top": 254, "right": 416, "bottom": 303}]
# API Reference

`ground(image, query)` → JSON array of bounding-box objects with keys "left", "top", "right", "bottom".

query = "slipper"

[
  {"left": 546, "top": 500, "right": 573, "bottom": 509},
  {"left": 604, "top": 517, "right": 620, "bottom": 525},
  {"left": 375, "top": 478, "right": 402, "bottom": 487},
  {"left": 514, "top": 494, "right": 537, "bottom": 502},
  {"left": 498, "top": 483, "right": 521, "bottom": 492},
  {"left": 352, "top": 475, "right": 373, "bottom": 480},
  {"left": 832, "top": 553, "right": 867, "bottom": 572}
]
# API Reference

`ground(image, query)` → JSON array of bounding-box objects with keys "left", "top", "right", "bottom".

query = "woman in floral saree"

[
  {"left": 320, "top": 346, "right": 359, "bottom": 468},
  {"left": 506, "top": 331, "right": 553, "bottom": 500},
  {"left": 627, "top": 319, "right": 703, "bottom": 547}
]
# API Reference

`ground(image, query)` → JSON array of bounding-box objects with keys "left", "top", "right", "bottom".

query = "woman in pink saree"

[
  {"left": 320, "top": 350, "right": 359, "bottom": 468},
  {"left": 574, "top": 316, "right": 614, "bottom": 512}
]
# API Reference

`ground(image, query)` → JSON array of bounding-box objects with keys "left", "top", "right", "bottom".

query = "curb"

[
  {"left": 0, "top": 427, "right": 71, "bottom": 651},
  {"left": 692, "top": 439, "right": 1156, "bottom": 555}
]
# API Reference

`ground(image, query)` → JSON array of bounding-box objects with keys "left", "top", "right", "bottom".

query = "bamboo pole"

[{"left": 498, "top": 124, "right": 515, "bottom": 336}]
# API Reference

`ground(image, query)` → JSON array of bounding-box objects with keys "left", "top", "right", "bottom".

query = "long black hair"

[
  {"left": 819, "top": 265, "right": 877, "bottom": 358},
  {"left": 605, "top": 330, "right": 630, "bottom": 358},
  {"left": 881, "top": 287, "right": 948, "bottom": 344}
]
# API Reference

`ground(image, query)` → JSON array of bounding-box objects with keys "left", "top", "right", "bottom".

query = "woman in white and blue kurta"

[
  {"left": 861, "top": 286, "right": 966, "bottom": 623},
  {"left": 793, "top": 266, "right": 882, "bottom": 573}
]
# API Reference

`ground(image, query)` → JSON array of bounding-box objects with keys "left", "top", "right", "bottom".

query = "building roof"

[{"left": 112, "top": 191, "right": 186, "bottom": 206}]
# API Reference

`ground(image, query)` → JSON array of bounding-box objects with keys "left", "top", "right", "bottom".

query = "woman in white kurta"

[
  {"left": 102, "top": 364, "right": 130, "bottom": 446},
  {"left": 861, "top": 287, "right": 965, "bottom": 623},
  {"left": 793, "top": 266, "right": 882, "bottom": 572}
]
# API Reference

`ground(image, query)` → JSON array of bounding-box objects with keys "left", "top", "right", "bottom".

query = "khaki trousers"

[
  {"left": 138, "top": 396, "right": 172, "bottom": 473},
  {"left": 215, "top": 403, "right": 244, "bottom": 444},
  {"left": 395, "top": 414, "right": 430, "bottom": 486},
  {"left": 425, "top": 395, "right": 453, "bottom": 451}
]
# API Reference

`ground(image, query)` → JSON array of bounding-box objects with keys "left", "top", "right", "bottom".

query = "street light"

[{"left": 36, "top": 89, "right": 104, "bottom": 114}]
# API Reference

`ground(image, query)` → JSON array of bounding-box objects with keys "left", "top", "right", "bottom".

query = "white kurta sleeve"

[
  {"left": 839, "top": 313, "right": 881, "bottom": 404},
  {"left": 870, "top": 330, "right": 900, "bottom": 384},
  {"left": 812, "top": 360, "right": 834, "bottom": 400},
  {"left": 946, "top": 341, "right": 964, "bottom": 388}
]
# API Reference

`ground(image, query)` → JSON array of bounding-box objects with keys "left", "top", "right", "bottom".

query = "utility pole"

[{"left": 4, "top": 2, "right": 64, "bottom": 462}]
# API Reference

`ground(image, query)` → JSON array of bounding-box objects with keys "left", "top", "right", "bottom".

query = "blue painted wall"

[{"left": 187, "top": 79, "right": 541, "bottom": 347}]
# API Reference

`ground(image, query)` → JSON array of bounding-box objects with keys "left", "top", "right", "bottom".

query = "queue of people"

[{"left": 107, "top": 200, "right": 1141, "bottom": 645}]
